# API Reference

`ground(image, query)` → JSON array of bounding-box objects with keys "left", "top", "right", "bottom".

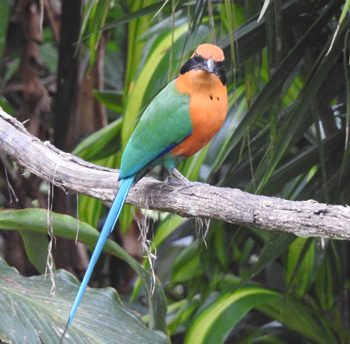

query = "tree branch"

[{"left": 1, "top": 107, "right": 349, "bottom": 239}]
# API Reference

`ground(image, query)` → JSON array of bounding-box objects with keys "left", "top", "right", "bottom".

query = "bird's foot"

[
  {"left": 165, "top": 168, "right": 203, "bottom": 191},
  {"left": 171, "top": 168, "right": 191, "bottom": 185}
]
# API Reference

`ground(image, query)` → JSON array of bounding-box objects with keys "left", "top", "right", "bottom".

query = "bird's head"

[{"left": 180, "top": 44, "right": 226, "bottom": 86}]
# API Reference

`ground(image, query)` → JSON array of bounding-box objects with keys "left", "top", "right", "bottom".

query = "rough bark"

[{"left": 1, "top": 108, "right": 350, "bottom": 239}]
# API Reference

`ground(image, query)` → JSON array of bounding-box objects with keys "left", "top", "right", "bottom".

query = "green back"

[{"left": 120, "top": 79, "right": 192, "bottom": 179}]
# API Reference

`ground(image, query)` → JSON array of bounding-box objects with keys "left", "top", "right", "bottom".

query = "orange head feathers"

[
  {"left": 179, "top": 44, "right": 226, "bottom": 86},
  {"left": 192, "top": 44, "right": 225, "bottom": 63},
  {"left": 172, "top": 43, "right": 228, "bottom": 158}
]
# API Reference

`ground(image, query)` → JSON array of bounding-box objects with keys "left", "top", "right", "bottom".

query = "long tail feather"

[{"left": 60, "top": 175, "right": 135, "bottom": 342}]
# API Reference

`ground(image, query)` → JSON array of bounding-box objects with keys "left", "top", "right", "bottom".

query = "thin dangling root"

[
  {"left": 194, "top": 218, "right": 211, "bottom": 248},
  {"left": 133, "top": 192, "right": 157, "bottom": 295}
]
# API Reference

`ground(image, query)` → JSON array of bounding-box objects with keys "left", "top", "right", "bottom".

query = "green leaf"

[
  {"left": 262, "top": 130, "right": 345, "bottom": 195},
  {"left": 153, "top": 215, "right": 186, "bottom": 247},
  {"left": 172, "top": 245, "right": 202, "bottom": 283},
  {"left": 19, "top": 230, "right": 51, "bottom": 274},
  {"left": 286, "top": 237, "right": 315, "bottom": 297},
  {"left": 314, "top": 241, "right": 347, "bottom": 311},
  {"left": 0, "top": 208, "right": 167, "bottom": 333},
  {"left": 326, "top": 0, "right": 350, "bottom": 54},
  {"left": 258, "top": 295, "right": 348, "bottom": 344},
  {"left": 118, "top": 203, "right": 135, "bottom": 234},
  {"left": 0, "top": 0, "right": 10, "bottom": 62},
  {"left": 123, "top": 0, "right": 154, "bottom": 102},
  {"left": 213, "top": 0, "right": 342, "bottom": 175},
  {"left": 0, "top": 96, "right": 15, "bottom": 114},
  {"left": 78, "top": 194, "right": 103, "bottom": 229},
  {"left": 0, "top": 257, "right": 168, "bottom": 344},
  {"left": 241, "top": 233, "right": 295, "bottom": 286},
  {"left": 181, "top": 144, "right": 210, "bottom": 181},
  {"left": 185, "top": 287, "right": 280, "bottom": 344},
  {"left": 80, "top": 0, "right": 111, "bottom": 70},
  {"left": 130, "top": 215, "right": 186, "bottom": 302},
  {"left": 92, "top": 90, "right": 123, "bottom": 113},
  {"left": 257, "top": 13, "right": 349, "bottom": 191},
  {"left": 72, "top": 118, "right": 123, "bottom": 161}
]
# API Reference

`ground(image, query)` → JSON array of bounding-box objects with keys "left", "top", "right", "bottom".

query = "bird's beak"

[{"left": 206, "top": 58, "right": 214, "bottom": 73}]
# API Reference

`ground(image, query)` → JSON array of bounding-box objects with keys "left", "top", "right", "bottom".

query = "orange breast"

[{"left": 172, "top": 70, "right": 227, "bottom": 158}]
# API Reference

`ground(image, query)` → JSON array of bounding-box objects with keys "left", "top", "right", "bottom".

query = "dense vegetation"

[{"left": 0, "top": 0, "right": 349, "bottom": 343}]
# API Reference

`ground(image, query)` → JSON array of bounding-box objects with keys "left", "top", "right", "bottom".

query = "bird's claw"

[{"left": 164, "top": 168, "right": 203, "bottom": 192}]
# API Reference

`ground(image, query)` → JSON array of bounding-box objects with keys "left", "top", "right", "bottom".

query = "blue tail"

[{"left": 60, "top": 175, "right": 135, "bottom": 342}]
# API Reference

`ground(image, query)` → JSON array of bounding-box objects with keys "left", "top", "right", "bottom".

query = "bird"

[{"left": 60, "top": 43, "right": 227, "bottom": 342}]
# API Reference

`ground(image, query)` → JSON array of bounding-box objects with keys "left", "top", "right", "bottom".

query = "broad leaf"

[
  {"left": 0, "top": 208, "right": 167, "bottom": 333},
  {"left": 0, "top": 258, "right": 168, "bottom": 344}
]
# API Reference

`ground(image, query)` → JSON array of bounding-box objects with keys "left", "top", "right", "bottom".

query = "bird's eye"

[{"left": 194, "top": 53, "right": 199, "bottom": 60}]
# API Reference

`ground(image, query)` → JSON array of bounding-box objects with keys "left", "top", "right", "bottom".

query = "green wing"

[{"left": 120, "top": 79, "right": 192, "bottom": 179}]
